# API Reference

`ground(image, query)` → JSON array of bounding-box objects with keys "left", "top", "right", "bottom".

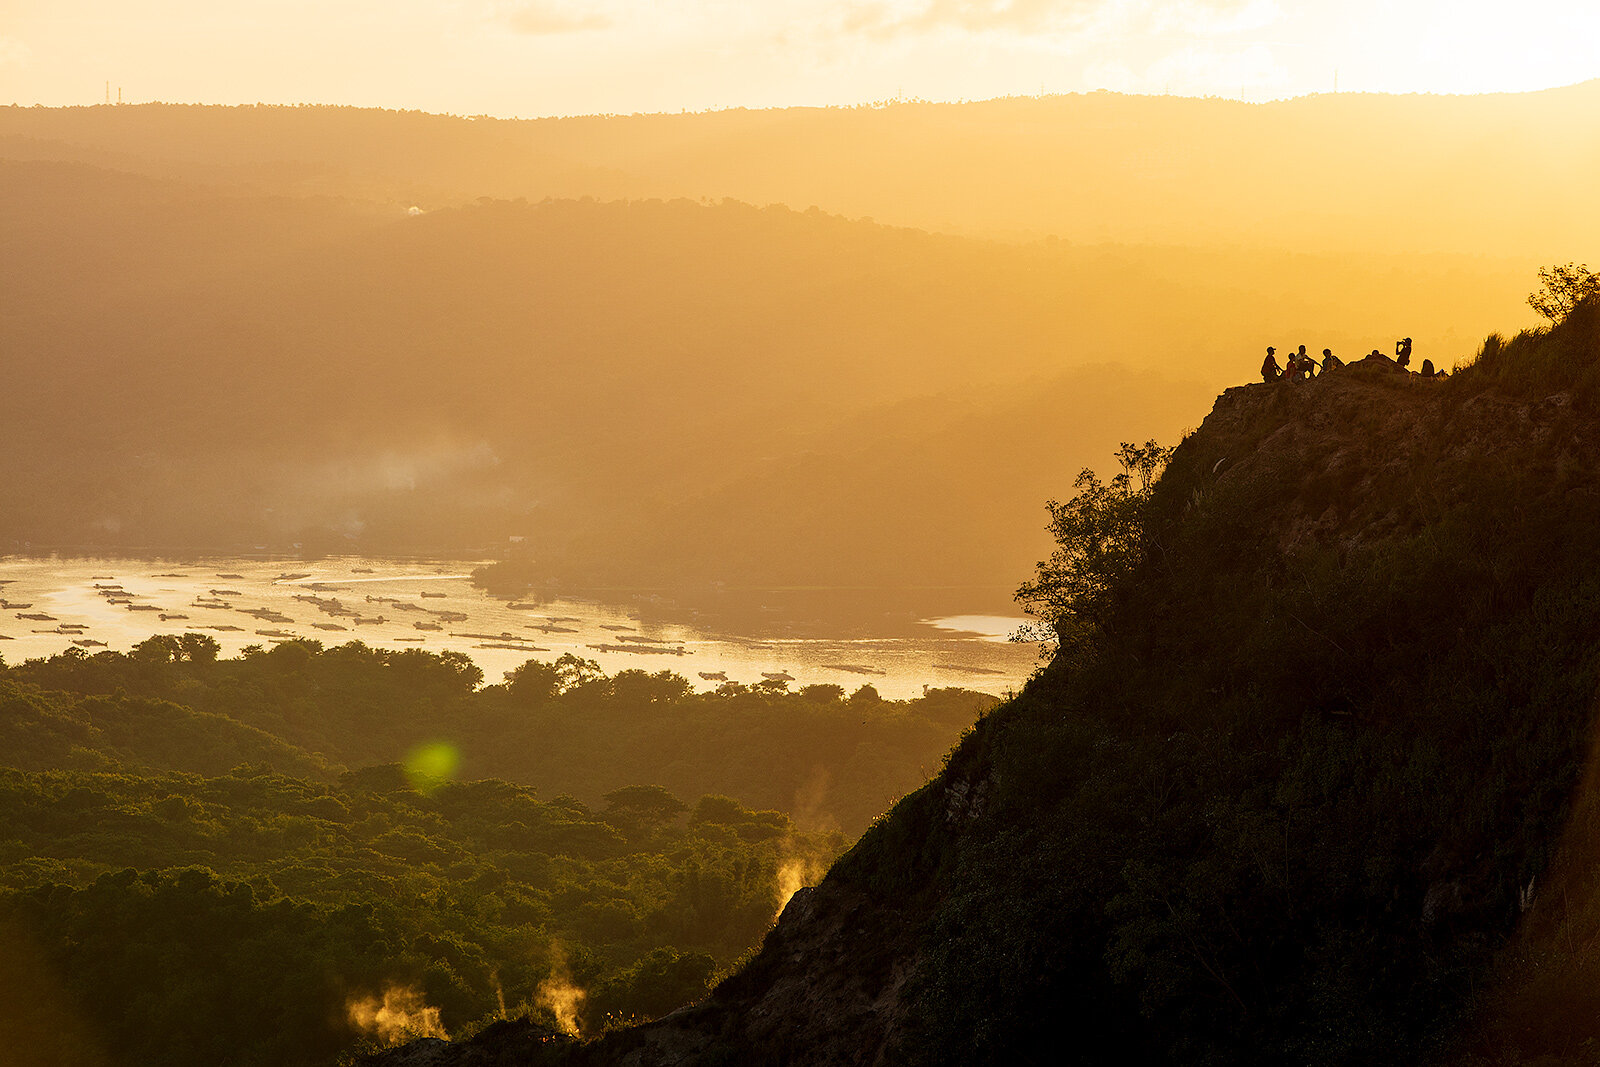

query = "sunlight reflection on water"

[
  {"left": 0, "top": 556, "right": 1043, "bottom": 699},
  {"left": 922, "top": 614, "right": 1032, "bottom": 642}
]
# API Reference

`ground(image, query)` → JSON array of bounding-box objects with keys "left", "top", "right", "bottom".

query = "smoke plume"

[
  {"left": 346, "top": 985, "right": 447, "bottom": 1046},
  {"left": 536, "top": 947, "right": 586, "bottom": 1035},
  {"left": 775, "top": 853, "right": 827, "bottom": 919}
]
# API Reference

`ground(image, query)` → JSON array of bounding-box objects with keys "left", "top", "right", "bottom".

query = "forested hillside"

[
  {"left": 0, "top": 766, "right": 827, "bottom": 1065},
  {"left": 0, "top": 638, "right": 995, "bottom": 1064}
]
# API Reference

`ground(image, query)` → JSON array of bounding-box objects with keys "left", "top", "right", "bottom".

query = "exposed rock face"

[
  {"left": 554, "top": 880, "right": 927, "bottom": 1066},
  {"left": 1195, "top": 357, "right": 1594, "bottom": 555}
]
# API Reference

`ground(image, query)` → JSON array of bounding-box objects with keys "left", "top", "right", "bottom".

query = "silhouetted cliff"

[{"left": 366, "top": 302, "right": 1600, "bottom": 1063}]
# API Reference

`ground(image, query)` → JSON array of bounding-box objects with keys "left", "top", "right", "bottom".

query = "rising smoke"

[
  {"left": 536, "top": 946, "right": 587, "bottom": 1036},
  {"left": 346, "top": 985, "right": 447, "bottom": 1046},
  {"left": 775, "top": 851, "right": 828, "bottom": 919}
]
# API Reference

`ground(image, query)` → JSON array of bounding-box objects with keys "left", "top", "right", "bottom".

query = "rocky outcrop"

[{"left": 1189, "top": 356, "right": 1596, "bottom": 554}]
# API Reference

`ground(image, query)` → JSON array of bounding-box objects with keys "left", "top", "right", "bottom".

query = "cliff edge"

[{"left": 369, "top": 303, "right": 1600, "bottom": 1065}]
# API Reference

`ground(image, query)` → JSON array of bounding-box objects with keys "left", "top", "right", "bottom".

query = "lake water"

[{"left": 0, "top": 556, "right": 1045, "bottom": 699}]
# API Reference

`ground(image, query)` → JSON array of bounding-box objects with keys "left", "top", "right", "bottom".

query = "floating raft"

[
  {"left": 819, "top": 663, "right": 888, "bottom": 676},
  {"left": 588, "top": 643, "right": 688, "bottom": 656}
]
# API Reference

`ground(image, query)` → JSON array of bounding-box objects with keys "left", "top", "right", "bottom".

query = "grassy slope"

[{"left": 1462, "top": 309, "right": 1600, "bottom": 1061}]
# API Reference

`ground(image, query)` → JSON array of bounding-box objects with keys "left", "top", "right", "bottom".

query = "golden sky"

[{"left": 2, "top": 0, "right": 1598, "bottom": 116}]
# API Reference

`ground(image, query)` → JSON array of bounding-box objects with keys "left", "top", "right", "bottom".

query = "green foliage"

[
  {"left": 0, "top": 767, "right": 835, "bottom": 1066},
  {"left": 0, "top": 675, "right": 330, "bottom": 779},
  {"left": 584, "top": 947, "right": 717, "bottom": 1030},
  {"left": 0, "top": 637, "right": 991, "bottom": 1066},
  {"left": 2, "top": 641, "right": 990, "bottom": 837}
]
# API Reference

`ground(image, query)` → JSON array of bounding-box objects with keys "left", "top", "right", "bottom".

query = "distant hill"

[
  {"left": 4, "top": 88, "right": 1600, "bottom": 254},
  {"left": 0, "top": 153, "right": 1533, "bottom": 598}
]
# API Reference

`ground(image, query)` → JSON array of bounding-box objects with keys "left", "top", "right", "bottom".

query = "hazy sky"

[{"left": 3, "top": 0, "right": 1598, "bottom": 117}]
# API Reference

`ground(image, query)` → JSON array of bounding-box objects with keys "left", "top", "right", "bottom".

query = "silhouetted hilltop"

[{"left": 369, "top": 303, "right": 1600, "bottom": 1063}]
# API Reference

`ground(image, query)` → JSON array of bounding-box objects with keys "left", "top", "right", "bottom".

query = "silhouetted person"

[
  {"left": 1420, "top": 358, "right": 1436, "bottom": 378},
  {"left": 1295, "top": 344, "right": 1316, "bottom": 380},
  {"left": 1262, "top": 346, "right": 1282, "bottom": 383},
  {"left": 1396, "top": 337, "right": 1413, "bottom": 370},
  {"left": 1322, "top": 347, "right": 1344, "bottom": 371}
]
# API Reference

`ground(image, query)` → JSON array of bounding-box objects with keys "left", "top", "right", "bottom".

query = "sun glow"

[{"left": 2, "top": 0, "right": 1598, "bottom": 116}]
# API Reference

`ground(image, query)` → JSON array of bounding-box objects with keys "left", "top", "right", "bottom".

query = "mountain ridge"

[{"left": 7, "top": 88, "right": 1600, "bottom": 252}]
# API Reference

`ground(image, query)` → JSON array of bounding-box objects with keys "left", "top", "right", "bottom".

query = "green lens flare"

[{"left": 404, "top": 742, "right": 460, "bottom": 794}]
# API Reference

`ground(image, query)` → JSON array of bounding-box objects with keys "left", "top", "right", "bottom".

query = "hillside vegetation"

[
  {"left": 0, "top": 765, "right": 829, "bottom": 1066},
  {"left": 2, "top": 638, "right": 990, "bottom": 835},
  {"left": 0, "top": 638, "right": 998, "bottom": 1065},
  {"left": 404, "top": 300, "right": 1600, "bottom": 1065}
]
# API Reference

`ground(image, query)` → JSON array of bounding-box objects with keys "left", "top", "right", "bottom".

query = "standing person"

[
  {"left": 1396, "top": 337, "right": 1413, "bottom": 370},
  {"left": 1262, "top": 346, "right": 1282, "bottom": 383},
  {"left": 1322, "top": 348, "right": 1344, "bottom": 372}
]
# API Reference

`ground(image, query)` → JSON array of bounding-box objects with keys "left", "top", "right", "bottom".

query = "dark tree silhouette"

[{"left": 1529, "top": 262, "right": 1600, "bottom": 323}]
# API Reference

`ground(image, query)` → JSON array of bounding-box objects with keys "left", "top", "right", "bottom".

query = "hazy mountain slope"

[
  {"left": 5, "top": 87, "right": 1600, "bottom": 255},
  {"left": 634, "top": 366, "right": 1210, "bottom": 590},
  {"left": 374, "top": 307, "right": 1600, "bottom": 1064},
  {"left": 0, "top": 157, "right": 1530, "bottom": 597}
]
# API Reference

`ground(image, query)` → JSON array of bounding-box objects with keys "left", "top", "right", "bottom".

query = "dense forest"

[
  {"left": 0, "top": 636, "right": 992, "bottom": 832},
  {"left": 0, "top": 637, "right": 993, "bottom": 1064}
]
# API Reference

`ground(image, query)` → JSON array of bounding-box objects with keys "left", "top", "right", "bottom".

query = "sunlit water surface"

[{"left": 0, "top": 557, "right": 1044, "bottom": 700}]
